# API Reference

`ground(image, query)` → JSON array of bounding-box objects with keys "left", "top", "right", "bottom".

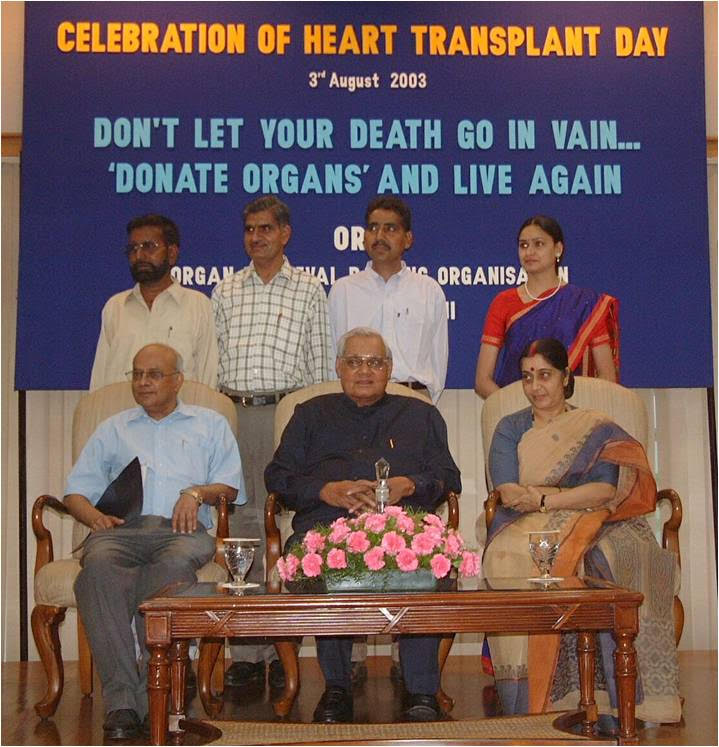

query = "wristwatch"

[
  {"left": 180, "top": 488, "right": 203, "bottom": 507},
  {"left": 539, "top": 494, "right": 548, "bottom": 513}
]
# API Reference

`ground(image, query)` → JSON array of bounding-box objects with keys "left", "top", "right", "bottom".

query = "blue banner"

[{"left": 18, "top": 1, "right": 711, "bottom": 389}]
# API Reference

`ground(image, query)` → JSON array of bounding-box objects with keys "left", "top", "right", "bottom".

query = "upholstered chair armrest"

[
  {"left": 657, "top": 488, "right": 682, "bottom": 566},
  {"left": 32, "top": 495, "right": 69, "bottom": 575},
  {"left": 484, "top": 490, "right": 501, "bottom": 531},
  {"left": 213, "top": 494, "right": 230, "bottom": 566}
]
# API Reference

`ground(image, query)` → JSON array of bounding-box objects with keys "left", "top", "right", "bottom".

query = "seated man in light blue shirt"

[{"left": 65, "top": 343, "right": 245, "bottom": 740}]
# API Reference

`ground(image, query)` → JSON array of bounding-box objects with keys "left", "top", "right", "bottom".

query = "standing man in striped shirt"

[{"left": 212, "top": 195, "right": 333, "bottom": 690}]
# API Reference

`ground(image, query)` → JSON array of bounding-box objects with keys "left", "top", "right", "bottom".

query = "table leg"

[
  {"left": 613, "top": 630, "right": 639, "bottom": 745},
  {"left": 197, "top": 637, "right": 224, "bottom": 717},
  {"left": 577, "top": 631, "right": 598, "bottom": 736},
  {"left": 147, "top": 643, "right": 170, "bottom": 746},
  {"left": 168, "top": 640, "right": 189, "bottom": 732},
  {"left": 272, "top": 640, "right": 299, "bottom": 718}
]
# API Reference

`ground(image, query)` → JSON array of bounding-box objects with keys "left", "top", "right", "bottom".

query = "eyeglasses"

[
  {"left": 340, "top": 355, "right": 388, "bottom": 370},
  {"left": 123, "top": 240, "right": 163, "bottom": 257},
  {"left": 126, "top": 369, "right": 179, "bottom": 382}
]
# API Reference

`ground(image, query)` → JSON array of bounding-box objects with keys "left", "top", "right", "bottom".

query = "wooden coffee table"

[{"left": 140, "top": 576, "right": 642, "bottom": 745}]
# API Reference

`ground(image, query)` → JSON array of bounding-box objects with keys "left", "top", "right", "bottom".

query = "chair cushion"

[
  {"left": 34, "top": 559, "right": 81, "bottom": 607},
  {"left": 34, "top": 559, "right": 227, "bottom": 607}
]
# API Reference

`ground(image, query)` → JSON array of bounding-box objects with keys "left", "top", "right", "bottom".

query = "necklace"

[{"left": 524, "top": 277, "right": 562, "bottom": 302}]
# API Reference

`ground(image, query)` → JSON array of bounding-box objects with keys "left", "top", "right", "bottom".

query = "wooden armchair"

[
  {"left": 31, "top": 380, "right": 236, "bottom": 719},
  {"left": 263, "top": 380, "right": 460, "bottom": 716},
  {"left": 479, "top": 376, "right": 684, "bottom": 645}
]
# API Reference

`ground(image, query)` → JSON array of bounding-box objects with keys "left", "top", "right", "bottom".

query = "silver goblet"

[
  {"left": 527, "top": 530, "right": 561, "bottom": 583},
  {"left": 221, "top": 538, "right": 261, "bottom": 589}
]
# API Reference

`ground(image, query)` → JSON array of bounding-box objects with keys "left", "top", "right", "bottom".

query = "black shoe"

[
  {"left": 268, "top": 659, "right": 286, "bottom": 689},
  {"left": 312, "top": 686, "right": 353, "bottom": 723},
  {"left": 403, "top": 693, "right": 441, "bottom": 722},
  {"left": 224, "top": 660, "right": 265, "bottom": 687},
  {"left": 103, "top": 709, "right": 141, "bottom": 739},
  {"left": 351, "top": 661, "right": 367, "bottom": 686}
]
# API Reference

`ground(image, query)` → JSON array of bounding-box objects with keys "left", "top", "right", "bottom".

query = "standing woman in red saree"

[{"left": 475, "top": 215, "right": 619, "bottom": 398}]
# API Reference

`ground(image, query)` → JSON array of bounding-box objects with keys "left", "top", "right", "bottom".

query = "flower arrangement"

[{"left": 276, "top": 506, "right": 481, "bottom": 584}]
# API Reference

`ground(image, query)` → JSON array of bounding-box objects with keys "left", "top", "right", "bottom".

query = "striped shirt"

[{"left": 212, "top": 258, "right": 333, "bottom": 393}]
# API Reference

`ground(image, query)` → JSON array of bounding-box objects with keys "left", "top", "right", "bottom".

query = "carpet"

[{"left": 197, "top": 712, "right": 616, "bottom": 745}]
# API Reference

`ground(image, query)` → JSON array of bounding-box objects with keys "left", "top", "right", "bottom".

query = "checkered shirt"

[{"left": 212, "top": 258, "right": 333, "bottom": 393}]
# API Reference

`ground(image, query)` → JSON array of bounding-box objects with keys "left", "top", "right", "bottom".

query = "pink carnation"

[
  {"left": 326, "top": 548, "right": 348, "bottom": 570},
  {"left": 303, "top": 530, "right": 326, "bottom": 553},
  {"left": 411, "top": 531, "right": 439, "bottom": 555},
  {"left": 363, "top": 546, "right": 386, "bottom": 571},
  {"left": 301, "top": 552, "right": 323, "bottom": 578},
  {"left": 364, "top": 512, "right": 388, "bottom": 533},
  {"left": 329, "top": 521, "right": 352, "bottom": 543},
  {"left": 423, "top": 513, "right": 444, "bottom": 528},
  {"left": 384, "top": 506, "right": 403, "bottom": 517},
  {"left": 276, "top": 557, "right": 291, "bottom": 581},
  {"left": 430, "top": 553, "right": 452, "bottom": 579},
  {"left": 277, "top": 554, "right": 300, "bottom": 581},
  {"left": 424, "top": 525, "right": 444, "bottom": 542},
  {"left": 459, "top": 550, "right": 482, "bottom": 578},
  {"left": 381, "top": 531, "right": 407, "bottom": 556},
  {"left": 346, "top": 530, "right": 370, "bottom": 553},
  {"left": 395, "top": 513, "right": 416, "bottom": 534},
  {"left": 443, "top": 532, "right": 463, "bottom": 555},
  {"left": 396, "top": 548, "right": 419, "bottom": 572}
]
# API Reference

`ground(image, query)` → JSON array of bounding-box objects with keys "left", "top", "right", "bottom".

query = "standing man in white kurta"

[
  {"left": 90, "top": 214, "right": 217, "bottom": 390},
  {"left": 328, "top": 196, "right": 448, "bottom": 405},
  {"left": 212, "top": 195, "right": 333, "bottom": 690}
]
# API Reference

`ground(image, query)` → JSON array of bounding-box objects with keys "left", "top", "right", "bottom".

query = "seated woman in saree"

[
  {"left": 474, "top": 215, "right": 619, "bottom": 398},
  {"left": 483, "top": 337, "right": 681, "bottom": 725}
]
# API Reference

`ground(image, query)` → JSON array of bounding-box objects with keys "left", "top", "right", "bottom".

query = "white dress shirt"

[
  {"left": 89, "top": 280, "right": 218, "bottom": 390},
  {"left": 328, "top": 261, "right": 448, "bottom": 403}
]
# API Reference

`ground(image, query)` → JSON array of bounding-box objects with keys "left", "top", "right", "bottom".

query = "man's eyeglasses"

[
  {"left": 340, "top": 356, "right": 388, "bottom": 370},
  {"left": 123, "top": 240, "right": 163, "bottom": 257},
  {"left": 126, "top": 369, "right": 179, "bottom": 382}
]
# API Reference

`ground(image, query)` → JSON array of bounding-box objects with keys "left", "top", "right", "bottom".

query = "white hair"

[{"left": 336, "top": 327, "right": 392, "bottom": 361}]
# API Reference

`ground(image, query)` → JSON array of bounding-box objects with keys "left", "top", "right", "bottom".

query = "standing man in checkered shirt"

[{"left": 212, "top": 195, "right": 333, "bottom": 690}]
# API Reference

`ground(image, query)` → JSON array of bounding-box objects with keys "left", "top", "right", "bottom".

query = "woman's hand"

[{"left": 501, "top": 484, "right": 542, "bottom": 513}]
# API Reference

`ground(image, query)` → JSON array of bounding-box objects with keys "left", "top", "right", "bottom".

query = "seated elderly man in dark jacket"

[{"left": 265, "top": 327, "right": 461, "bottom": 724}]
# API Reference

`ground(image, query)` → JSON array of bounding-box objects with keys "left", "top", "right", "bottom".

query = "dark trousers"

[
  {"left": 285, "top": 532, "right": 440, "bottom": 694},
  {"left": 74, "top": 516, "right": 215, "bottom": 717},
  {"left": 317, "top": 635, "right": 440, "bottom": 694}
]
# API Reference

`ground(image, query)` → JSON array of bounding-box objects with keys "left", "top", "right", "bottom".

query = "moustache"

[{"left": 371, "top": 241, "right": 390, "bottom": 250}]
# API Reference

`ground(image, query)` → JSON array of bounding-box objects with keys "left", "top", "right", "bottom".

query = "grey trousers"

[
  {"left": 228, "top": 401, "right": 277, "bottom": 664},
  {"left": 74, "top": 516, "right": 215, "bottom": 717}
]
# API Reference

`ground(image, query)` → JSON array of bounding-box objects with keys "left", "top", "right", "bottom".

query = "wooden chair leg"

[
  {"left": 210, "top": 640, "right": 225, "bottom": 695},
  {"left": 31, "top": 605, "right": 66, "bottom": 719},
  {"left": 436, "top": 633, "right": 455, "bottom": 713},
  {"left": 272, "top": 640, "right": 299, "bottom": 718},
  {"left": 77, "top": 614, "right": 93, "bottom": 697},
  {"left": 197, "top": 638, "right": 224, "bottom": 718}
]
